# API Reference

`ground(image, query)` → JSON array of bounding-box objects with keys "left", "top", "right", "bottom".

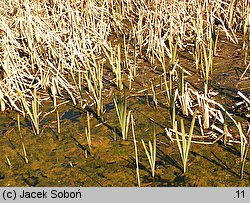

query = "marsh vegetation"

[{"left": 0, "top": 0, "right": 249, "bottom": 186}]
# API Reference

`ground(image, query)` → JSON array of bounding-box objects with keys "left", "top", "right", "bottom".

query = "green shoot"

[
  {"left": 175, "top": 109, "right": 197, "bottom": 173},
  {"left": 85, "top": 60, "right": 104, "bottom": 117},
  {"left": 113, "top": 92, "right": 131, "bottom": 140},
  {"left": 141, "top": 125, "right": 157, "bottom": 178},
  {"left": 18, "top": 88, "right": 40, "bottom": 135}
]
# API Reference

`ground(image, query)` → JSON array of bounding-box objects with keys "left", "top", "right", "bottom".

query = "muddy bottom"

[{"left": 0, "top": 107, "right": 249, "bottom": 187}]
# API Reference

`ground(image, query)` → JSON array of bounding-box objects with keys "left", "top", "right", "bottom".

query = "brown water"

[{"left": 0, "top": 34, "right": 249, "bottom": 187}]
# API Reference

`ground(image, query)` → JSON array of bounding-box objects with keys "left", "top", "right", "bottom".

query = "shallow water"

[{"left": 0, "top": 34, "right": 249, "bottom": 187}]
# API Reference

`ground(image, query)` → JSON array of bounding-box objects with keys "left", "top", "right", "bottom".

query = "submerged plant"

[
  {"left": 175, "top": 109, "right": 197, "bottom": 173},
  {"left": 113, "top": 91, "right": 131, "bottom": 140}
]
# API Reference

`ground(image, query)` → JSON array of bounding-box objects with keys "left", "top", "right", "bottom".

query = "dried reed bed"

[{"left": 0, "top": 0, "right": 113, "bottom": 111}]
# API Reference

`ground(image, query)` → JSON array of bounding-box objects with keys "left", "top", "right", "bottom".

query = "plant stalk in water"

[
  {"left": 151, "top": 81, "right": 158, "bottom": 109},
  {"left": 131, "top": 114, "right": 141, "bottom": 187},
  {"left": 85, "top": 60, "right": 104, "bottom": 117},
  {"left": 18, "top": 88, "right": 40, "bottom": 135},
  {"left": 237, "top": 122, "right": 249, "bottom": 179},
  {"left": 57, "top": 111, "right": 61, "bottom": 134},
  {"left": 17, "top": 114, "right": 29, "bottom": 164},
  {"left": 85, "top": 111, "right": 92, "bottom": 153},
  {"left": 141, "top": 125, "right": 157, "bottom": 178},
  {"left": 175, "top": 109, "right": 197, "bottom": 173},
  {"left": 113, "top": 92, "right": 131, "bottom": 140}
]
